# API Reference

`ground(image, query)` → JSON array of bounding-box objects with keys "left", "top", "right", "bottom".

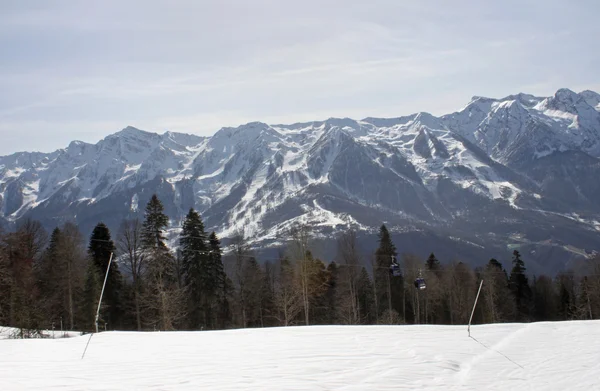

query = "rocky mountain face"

[{"left": 1, "top": 88, "right": 599, "bottom": 274}]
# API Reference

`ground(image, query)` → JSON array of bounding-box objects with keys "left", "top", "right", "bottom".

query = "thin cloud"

[{"left": 0, "top": 0, "right": 599, "bottom": 155}]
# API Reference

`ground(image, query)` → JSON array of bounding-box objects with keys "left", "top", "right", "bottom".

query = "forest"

[{"left": 1, "top": 194, "right": 599, "bottom": 336}]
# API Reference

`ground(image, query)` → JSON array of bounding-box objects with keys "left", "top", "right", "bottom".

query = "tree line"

[{"left": 1, "top": 194, "right": 599, "bottom": 335}]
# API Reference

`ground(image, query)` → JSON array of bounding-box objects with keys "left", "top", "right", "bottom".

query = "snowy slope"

[
  {"left": 1, "top": 321, "right": 599, "bottom": 390},
  {"left": 0, "top": 88, "right": 599, "bottom": 270}
]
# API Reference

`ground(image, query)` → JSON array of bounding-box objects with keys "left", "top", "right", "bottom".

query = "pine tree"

[
  {"left": 321, "top": 262, "right": 339, "bottom": 324},
  {"left": 508, "top": 250, "right": 532, "bottom": 321},
  {"left": 36, "top": 228, "right": 63, "bottom": 325},
  {"left": 88, "top": 222, "right": 123, "bottom": 329},
  {"left": 239, "top": 256, "right": 264, "bottom": 327},
  {"left": 204, "top": 231, "right": 229, "bottom": 328},
  {"left": 425, "top": 253, "right": 440, "bottom": 272},
  {"left": 531, "top": 275, "right": 558, "bottom": 321},
  {"left": 140, "top": 194, "right": 183, "bottom": 330},
  {"left": 374, "top": 224, "right": 402, "bottom": 323},
  {"left": 141, "top": 194, "right": 170, "bottom": 251},
  {"left": 81, "top": 260, "right": 100, "bottom": 331},
  {"left": 1, "top": 226, "right": 44, "bottom": 335},
  {"left": 207, "top": 232, "right": 228, "bottom": 328},
  {"left": 423, "top": 253, "right": 444, "bottom": 324},
  {"left": 180, "top": 208, "right": 208, "bottom": 329},
  {"left": 482, "top": 258, "right": 515, "bottom": 322},
  {"left": 356, "top": 267, "right": 375, "bottom": 324}
]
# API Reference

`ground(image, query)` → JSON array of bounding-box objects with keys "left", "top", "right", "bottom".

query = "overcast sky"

[{"left": 1, "top": 0, "right": 599, "bottom": 155}]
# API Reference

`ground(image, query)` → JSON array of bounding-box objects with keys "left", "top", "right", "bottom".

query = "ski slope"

[{"left": 1, "top": 321, "right": 599, "bottom": 390}]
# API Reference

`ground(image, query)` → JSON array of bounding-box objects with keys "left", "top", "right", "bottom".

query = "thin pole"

[
  {"left": 83, "top": 252, "right": 113, "bottom": 360},
  {"left": 387, "top": 270, "right": 392, "bottom": 323},
  {"left": 468, "top": 279, "right": 484, "bottom": 337},
  {"left": 95, "top": 252, "right": 113, "bottom": 334},
  {"left": 81, "top": 333, "right": 94, "bottom": 359},
  {"left": 387, "top": 255, "right": 394, "bottom": 323}
]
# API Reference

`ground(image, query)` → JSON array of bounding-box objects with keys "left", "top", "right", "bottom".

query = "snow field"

[{"left": 1, "top": 321, "right": 599, "bottom": 390}]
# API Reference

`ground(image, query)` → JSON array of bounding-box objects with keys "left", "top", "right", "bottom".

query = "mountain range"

[{"left": 1, "top": 88, "right": 600, "bottom": 274}]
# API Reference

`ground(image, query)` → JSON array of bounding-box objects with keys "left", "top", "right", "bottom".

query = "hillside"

[
  {"left": 1, "top": 88, "right": 600, "bottom": 273},
  {"left": 1, "top": 321, "right": 599, "bottom": 390}
]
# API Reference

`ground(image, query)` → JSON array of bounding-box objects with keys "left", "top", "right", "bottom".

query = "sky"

[{"left": 1, "top": 0, "right": 599, "bottom": 155}]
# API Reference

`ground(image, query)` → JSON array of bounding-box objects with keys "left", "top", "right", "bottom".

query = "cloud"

[{"left": 1, "top": 0, "right": 599, "bottom": 155}]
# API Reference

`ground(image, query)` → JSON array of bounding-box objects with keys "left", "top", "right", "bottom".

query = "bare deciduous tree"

[
  {"left": 288, "top": 223, "right": 312, "bottom": 325},
  {"left": 273, "top": 253, "right": 303, "bottom": 326},
  {"left": 229, "top": 229, "right": 254, "bottom": 328},
  {"left": 443, "top": 261, "right": 477, "bottom": 325},
  {"left": 57, "top": 222, "right": 87, "bottom": 330},
  {"left": 336, "top": 229, "right": 361, "bottom": 324},
  {"left": 117, "top": 218, "right": 145, "bottom": 330}
]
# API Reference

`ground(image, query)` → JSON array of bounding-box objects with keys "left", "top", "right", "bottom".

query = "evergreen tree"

[
  {"left": 422, "top": 254, "right": 444, "bottom": 324},
  {"left": 374, "top": 224, "right": 403, "bottom": 323},
  {"left": 508, "top": 250, "right": 532, "bottom": 321},
  {"left": 88, "top": 222, "right": 123, "bottom": 329},
  {"left": 425, "top": 253, "right": 440, "bottom": 272},
  {"left": 482, "top": 258, "right": 515, "bottom": 323},
  {"left": 141, "top": 194, "right": 170, "bottom": 251},
  {"left": 239, "top": 256, "right": 264, "bottom": 327},
  {"left": 36, "top": 228, "right": 63, "bottom": 325},
  {"left": 321, "top": 261, "right": 339, "bottom": 324},
  {"left": 260, "top": 261, "right": 277, "bottom": 327},
  {"left": 207, "top": 232, "right": 228, "bottom": 328},
  {"left": 179, "top": 208, "right": 208, "bottom": 329},
  {"left": 140, "top": 194, "right": 182, "bottom": 330},
  {"left": 81, "top": 260, "right": 100, "bottom": 331},
  {"left": 1, "top": 227, "right": 44, "bottom": 335},
  {"left": 531, "top": 275, "right": 558, "bottom": 321},
  {"left": 356, "top": 267, "right": 375, "bottom": 324},
  {"left": 556, "top": 272, "right": 576, "bottom": 320}
]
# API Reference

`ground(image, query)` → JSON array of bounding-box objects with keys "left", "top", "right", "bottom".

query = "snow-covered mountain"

[{"left": 1, "top": 88, "right": 599, "bottom": 273}]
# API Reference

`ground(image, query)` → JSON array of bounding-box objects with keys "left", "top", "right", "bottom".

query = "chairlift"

[
  {"left": 414, "top": 277, "right": 426, "bottom": 290},
  {"left": 390, "top": 263, "right": 401, "bottom": 277},
  {"left": 414, "top": 269, "right": 426, "bottom": 290}
]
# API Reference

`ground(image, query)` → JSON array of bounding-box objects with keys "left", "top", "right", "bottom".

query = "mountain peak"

[
  {"left": 324, "top": 117, "right": 360, "bottom": 128},
  {"left": 116, "top": 126, "right": 153, "bottom": 137},
  {"left": 580, "top": 90, "right": 600, "bottom": 109},
  {"left": 412, "top": 112, "right": 445, "bottom": 130},
  {"left": 554, "top": 88, "right": 579, "bottom": 102},
  {"left": 470, "top": 95, "right": 495, "bottom": 102}
]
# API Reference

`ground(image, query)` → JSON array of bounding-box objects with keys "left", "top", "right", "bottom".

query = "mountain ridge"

[{"left": 1, "top": 88, "right": 599, "bottom": 274}]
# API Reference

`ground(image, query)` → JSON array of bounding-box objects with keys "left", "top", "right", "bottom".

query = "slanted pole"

[
  {"left": 95, "top": 252, "right": 113, "bottom": 333},
  {"left": 468, "top": 279, "right": 484, "bottom": 337}
]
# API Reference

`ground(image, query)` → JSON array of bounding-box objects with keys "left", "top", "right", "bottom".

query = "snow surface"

[{"left": 1, "top": 321, "right": 599, "bottom": 390}]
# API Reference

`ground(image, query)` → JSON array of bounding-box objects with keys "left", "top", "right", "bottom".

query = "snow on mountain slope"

[
  {"left": 0, "top": 127, "right": 205, "bottom": 221},
  {"left": 0, "top": 88, "right": 599, "bottom": 269},
  {"left": 1, "top": 321, "right": 599, "bottom": 390}
]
